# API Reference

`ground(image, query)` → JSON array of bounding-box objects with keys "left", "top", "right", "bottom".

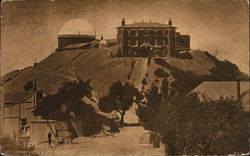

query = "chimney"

[
  {"left": 34, "top": 58, "right": 37, "bottom": 67},
  {"left": 236, "top": 76, "right": 240, "bottom": 99},
  {"left": 168, "top": 18, "right": 172, "bottom": 26},
  {"left": 121, "top": 18, "right": 125, "bottom": 26}
]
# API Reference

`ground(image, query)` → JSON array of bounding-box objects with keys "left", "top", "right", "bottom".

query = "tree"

[
  {"left": 33, "top": 79, "right": 102, "bottom": 136},
  {"left": 99, "top": 81, "right": 142, "bottom": 126},
  {"left": 33, "top": 79, "right": 93, "bottom": 119},
  {"left": 137, "top": 84, "right": 249, "bottom": 155}
]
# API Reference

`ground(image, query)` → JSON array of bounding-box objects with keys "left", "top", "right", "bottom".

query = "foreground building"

[
  {"left": 1, "top": 87, "right": 118, "bottom": 144},
  {"left": 116, "top": 18, "right": 190, "bottom": 57},
  {"left": 192, "top": 81, "right": 250, "bottom": 112}
]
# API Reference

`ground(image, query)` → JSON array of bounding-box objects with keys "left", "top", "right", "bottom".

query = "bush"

[
  {"left": 154, "top": 68, "right": 169, "bottom": 78},
  {"left": 0, "top": 137, "right": 34, "bottom": 154},
  {"left": 204, "top": 51, "right": 249, "bottom": 81},
  {"left": 154, "top": 79, "right": 160, "bottom": 83},
  {"left": 154, "top": 58, "right": 208, "bottom": 94},
  {"left": 0, "top": 137, "right": 19, "bottom": 152},
  {"left": 127, "top": 74, "right": 131, "bottom": 80},
  {"left": 142, "top": 78, "right": 147, "bottom": 85},
  {"left": 175, "top": 52, "right": 193, "bottom": 59},
  {"left": 138, "top": 89, "right": 249, "bottom": 155}
]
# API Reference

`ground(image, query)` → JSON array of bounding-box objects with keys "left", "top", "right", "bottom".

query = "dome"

[{"left": 59, "top": 19, "right": 95, "bottom": 36}]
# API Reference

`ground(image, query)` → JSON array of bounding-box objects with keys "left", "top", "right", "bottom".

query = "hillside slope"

[{"left": 1, "top": 47, "right": 231, "bottom": 99}]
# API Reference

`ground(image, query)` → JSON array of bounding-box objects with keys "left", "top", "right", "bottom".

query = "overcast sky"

[{"left": 1, "top": 0, "right": 249, "bottom": 75}]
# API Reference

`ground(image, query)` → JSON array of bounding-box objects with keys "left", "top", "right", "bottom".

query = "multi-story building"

[{"left": 116, "top": 18, "right": 190, "bottom": 57}]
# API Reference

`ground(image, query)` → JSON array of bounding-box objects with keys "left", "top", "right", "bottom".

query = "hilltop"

[{"left": 0, "top": 47, "right": 247, "bottom": 98}]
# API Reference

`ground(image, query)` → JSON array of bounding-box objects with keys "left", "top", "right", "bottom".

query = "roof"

[
  {"left": 176, "top": 46, "right": 191, "bottom": 51},
  {"left": 62, "top": 42, "right": 89, "bottom": 50},
  {"left": 192, "top": 81, "right": 250, "bottom": 100},
  {"left": 3, "top": 89, "right": 50, "bottom": 105},
  {"left": 4, "top": 92, "right": 32, "bottom": 104},
  {"left": 58, "top": 34, "right": 95, "bottom": 39},
  {"left": 117, "top": 22, "right": 177, "bottom": 29}
]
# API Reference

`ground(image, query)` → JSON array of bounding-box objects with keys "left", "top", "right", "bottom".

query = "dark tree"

[
  {"left": 137, "top": 85, "right": 249, "bottom": 155},
  {"left": 33, "top": 79, "right": 93, "bottom": 120},
  {"left": 99, "top": 81, "right": 142, "bottom": 126}
]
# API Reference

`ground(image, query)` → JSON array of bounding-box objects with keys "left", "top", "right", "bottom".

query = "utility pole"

[{"left": 33, "top": 79, "right": 37, "bottom": 107}]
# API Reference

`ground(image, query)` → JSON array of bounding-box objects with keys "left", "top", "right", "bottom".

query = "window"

[
  {"left": 20, "top": 118, "right": 28, "bottom": 131},
  {"left": 131, "top": 31, "right": 135, "bottom": 36},
  {"left": 123, "top": 31, "right": 128, "bottom": 36},
  {"left": 164, "top": 31, "right": 168, "bottom": 36},
  {"left": 21, "top": 118, "right": 27, "bottom": 126}
]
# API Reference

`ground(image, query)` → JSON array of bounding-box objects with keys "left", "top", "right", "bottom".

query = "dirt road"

[{"left": 38, "top": 126, "right": 165, "bottom": 156}]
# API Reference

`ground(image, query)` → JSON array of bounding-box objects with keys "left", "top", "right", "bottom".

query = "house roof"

[
  {"left": 62, "top": 42, "right": 89, "bottom": 50},
  {"left": 3, "top": 89, "right": 50, "bottom": 105},
  {"left": 192, "top": 81, "right": 250, "bottom": 100},
  {"left": 117, "top": 22, "right": 177, "bottom": 29},
  {"left": 4, "top": 92, "right": 32, "bottom": 104}
]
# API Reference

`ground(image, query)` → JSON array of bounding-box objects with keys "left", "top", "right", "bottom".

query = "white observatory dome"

[{"left": 59, "top": 19, "right": 95, "bottom": 36}]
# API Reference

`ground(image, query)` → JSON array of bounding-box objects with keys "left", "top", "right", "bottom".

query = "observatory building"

[
  {"left": 116, "top": 18, "right": 190, "bottom": 57},
  {"left": 57, "top": 19, "right": 96, "bottom": 50}
]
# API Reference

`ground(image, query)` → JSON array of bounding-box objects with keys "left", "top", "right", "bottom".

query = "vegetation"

[
  {"left": 0, "top": 137, "right": 35, "bottom": 155},
  {"left": 154, "top": 54, "right": 249, "bottom": 95},
  {"left": 204, "top": 51, "right": 249, "bottom": 81},
  {"left": 154, "top": 68, "right": 169, "bottom": 78},
  {"left": 99, "top": 81, "right": 143, "bottom": 126},
  {"left": 175, "top": 52, "right": 193, "bottom": 60},
  {"left": 137, "top": 82, "right": 249, "bottom": 155},
  {"left": 33, "top": 79, "right": 102, "bottom": 136},
  {"left": 142, "top": 78, "right": 147, "bottom": 85},
  {"left": 154, "top": 58, "right": 205, "bottom": 94}
]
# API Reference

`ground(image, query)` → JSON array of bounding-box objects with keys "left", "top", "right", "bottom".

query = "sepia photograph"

[{"left": 0, "top": 0, "right": 249, "bottom": 155}]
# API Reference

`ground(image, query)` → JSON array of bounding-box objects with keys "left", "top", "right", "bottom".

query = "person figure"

[{"left": 48, "top": 132, "right": 52, "bottom": 146}]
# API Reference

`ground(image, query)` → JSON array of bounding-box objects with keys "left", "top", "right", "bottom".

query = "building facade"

[{"left": 116, "top": 18, "right": 190, "bottom": 57}]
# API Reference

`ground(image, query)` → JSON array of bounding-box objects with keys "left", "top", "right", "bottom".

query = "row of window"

[
  {"left": 118, "top": 39, "right": 169, "bottom": 46},
  {"left": 118, "top": 30, "right": 170, "bottom": 36}
]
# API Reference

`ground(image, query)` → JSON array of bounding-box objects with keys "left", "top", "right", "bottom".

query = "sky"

[{"left": 1, "top": 0, "right": 249, "bottom": 75}]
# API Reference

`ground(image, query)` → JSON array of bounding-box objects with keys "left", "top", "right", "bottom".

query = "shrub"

[
  {"left": 154, "top": 79, "right": 160, "bottom": 83},
  {"left": 127, "top": 74, "right": 131, "bottom": 80},
  {"left": 142, "top": 78, "right": 147, "bottom": 85},
  {"left": 154, "top": 58, "right": 208, "bottom": 94},
  {"left": 204, "top": 51, "right": 249, "bottom": 81},
  {"left": 137, "top": 88, "right": 249, "bottom": 155},
  {"left": 175, "top": 52, "right": 193, "bottom": 59},
  {"left": 154, "top": 68, "right": 169, "bottom": 78}
]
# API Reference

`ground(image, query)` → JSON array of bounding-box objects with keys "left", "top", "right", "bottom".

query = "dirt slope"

[{"left": 1, "top": 47, "right": 217, "bottom": 98}]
